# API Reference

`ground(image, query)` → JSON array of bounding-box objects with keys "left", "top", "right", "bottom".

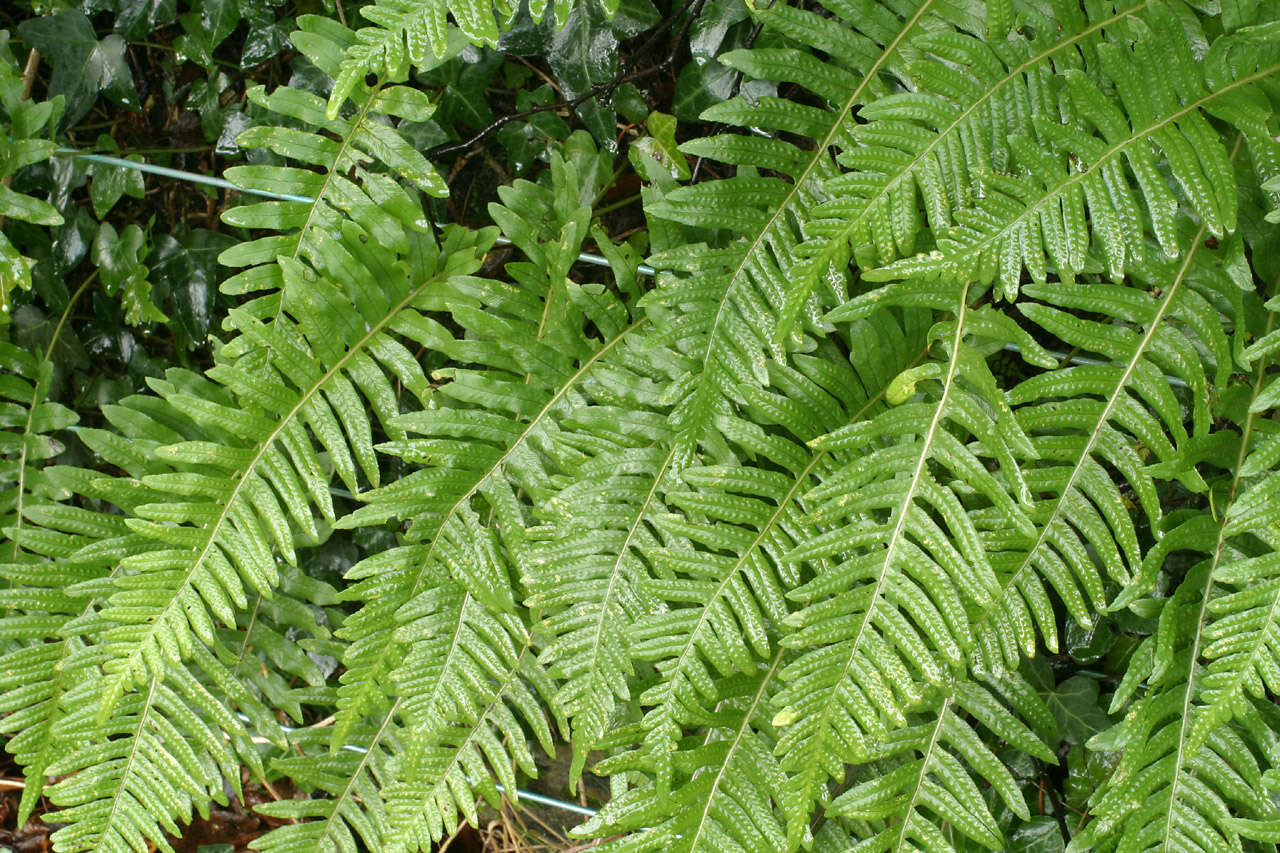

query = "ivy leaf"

[
  {"left": 1064, "top": 620, "right": 1117, "bottom": 666},
  {"left": 1009, "top": 816, "right": 1066, "bottom": 853},
  {"left": 88, "top": 142, "right": 145, "bottom": 219},
  {"left": 17, "top": 11, "right": 140, "bottom": 127},
  {"left": 93, "top": 222, "right": 166, "bottom": 326},
  {"left": 1045, "top": 676, "right": 1110, "bottom": 747},
  {"left": 547, "top": 2, "right": 618, "bottom": 149},
  {"left": 688, "top": 0, "right": 748, "bottom": 59},
  {"left": 175, "top": 0, "right": 240, "bottom": 69},
  {"left": 113, "top": 0, "right": 177, "bottom": 41},
  {"left": 240, "top": 6, "right": 292, "bottom": 67},
  {"left": 149, "top": 229, "right": 231, "bottom": 346}
]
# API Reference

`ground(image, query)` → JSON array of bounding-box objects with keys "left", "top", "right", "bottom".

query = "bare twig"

[
  {"left": 20, "top": 48, "right": 39, "bottom": 100},
  {"left": 427, "top": 0, "right": 706, "bottom": 160}
]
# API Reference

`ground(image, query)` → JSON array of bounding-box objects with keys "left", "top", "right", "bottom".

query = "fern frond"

[
  {"left": 251, "top": 724, "right": 393, "bottom": 853},
  {"left": 1072, "top": 285, "right": 1280, "bottom": 852},
  {"left": 642, "top": 0, "right": 980, "bottom": 438},
  {"left": 776, "top": 285, "right": 1038, "bottom": 818},
  {"left": 573, "top": 649, "right": 800, "bottom": 853},
  {"left": 789, "top": 0, "right": 1280, "bottom": 319},
  {"left": 324, "top": 0, "right": 604, "bottom": 119},
  {"left": 46, "top": 651, "right": 266, "bottom": 853},
  {"left": 219, "top": 15, "right": 447, "bottom": 305},
  {"left": 379, "top": 574, "right": 556, "bottom": 851},
  {"left": 838, "top": 220, "right": 1245, "bottom": 677},
  {"left": 328, "top": 135, "right": 643, "bottom": 786},
  {"left": 10, "top": 188, "right": 490, "bottom": 847},
  {"left": 826, "top": 679, "right": 1056, "bottom": 853},
  {"left": 0, "top": 342, "right": 75, "bottom": 560},
  {"left": 525, "top": 422, "right": 676, "bottom": 782},
  {"left": 90, "top": 217, "right": 491, "bottom": 718}
]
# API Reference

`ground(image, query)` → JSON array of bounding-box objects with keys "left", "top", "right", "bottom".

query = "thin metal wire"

[
  {"left": 55, "top": 149, "right": 1192, "bottom": 388},
  {"left": 55, "top": 149, "right": 316, "bottom": 204},
  {"left": 236, "top": 713, "right": 599, "bottom": 818},
  {"left": 53, "top": 147, "right": 656, "bottom": 276}
]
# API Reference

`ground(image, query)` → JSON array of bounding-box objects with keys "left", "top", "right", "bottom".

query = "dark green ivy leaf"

[
  {"left": 176, "top": 0, "right": 240, "bottom": 69},
  {"left": 17, "top": 11, "right": 140, "bottom": 128},
  {"left": 93, "top": 222, "right": 166, "bottom": 326},
  {"left": 1045, "top": 676, "right": 1111, "bottom": 747},
  {"left": 149, "top": 229, "right": 231, "bottom": 346},
  {"left": 113, "top": 0, "right": 178, "bottom": 41},
  {"left": 240, "top": 6, "right": 293, "bottom": 68},
  {"left": 1008, "top": 816, "right": 1066, "bottom": 853},
  {"left": 88, "top": 140, "right": 145, "bottom": 219},
  {"left": 547, "top": 2, "right": 618, "bottom": 150}
]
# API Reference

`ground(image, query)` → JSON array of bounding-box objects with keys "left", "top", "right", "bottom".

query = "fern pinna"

[{"left": 0, "top": 0, "right": 1279, "bottom": 851}]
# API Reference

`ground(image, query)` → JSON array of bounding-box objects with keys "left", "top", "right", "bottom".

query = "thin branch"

[{"left": 427, "top": 0, "right": 706, "bottom": 159}]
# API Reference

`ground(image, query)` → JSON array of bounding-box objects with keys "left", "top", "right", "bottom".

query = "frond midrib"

[
  {"left": 386, "top": 640, "right": 539, "bottom": 852},
  {"left": 810, "top": 3, "right": 1146, "bottom": 275},
  {"left": 972, "top": 221, "right": 1216, "bottom": 647},
  {"left": 685, "top": 646, "right": 786, "bottom": 852},
  {"left": 684, "top": 0, "right": 938, "bottom": 417},
  {"left": 275, "top": 85, "right": 384, "bottom": 323},
  {"left": 338, "top": 316, "right": 648, "bottom": 725},
  {"left": 108, "top": 264, "right": 461, "bottom": 698},
  {"left": 934, "top": 66, "right": 1280, "bottom": 269},
  {"left": 94, "top": 675, "right": 161, "bottom": 849},
  {"left": 792, "top": 296, "right": 967, "bottom": 801},
  {"left": 1155, "top": 263, "right": 1275, "bottom": 853}
]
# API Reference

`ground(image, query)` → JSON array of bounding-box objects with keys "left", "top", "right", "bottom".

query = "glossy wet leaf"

[
  {"left": 113, "top": 0, "right": 177, "bottom": 40},
  {"left": 1044, "top": 676, "right": 1110, "bottom": 747},
  {"left": 88, "top": 147, "right": 145, "bottom": 219},
  {"left": 547, "top": 2, "right": 618, "bottom": 148},
  {"left": 628, "top": 111, "right": 689, "bottom": 180},
  {"left": 93, "top": 222, "right": 166, "bottom": 326},
  {"left": 17, "top": 11, "right": 140, "bottom": 127},
  {"left": 1008, "top": 816, "right": 1066, "bottom": 853},
  {"left": 1064, "top": 620, "right": 1117, "bottom": 666}
]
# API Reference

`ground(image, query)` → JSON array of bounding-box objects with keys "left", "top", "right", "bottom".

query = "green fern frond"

[
  {"left": 251, "top": 725, "right": 393, "bottom": 853},
  {"left": 7, "top": 197, "right": 490, "bottom": 849},
  {"left": 327, "top": 136, "right": 643, "bottom": 782},
  {"left": 219, "top": 15, "right": 447, "bottom": 305},
  {"left": 826, "top": 679, "right": 1056, "bottom": 853},
  {"left": 0, "top": 342, "right": 75, "bottom": 559},
  {"left": 851, "top": 221, "right": 1246, "bottom": 678},
  {"left": 789, "top": 0, "right": 1279, "bottom": 320},
  {"left": 572, "top": 649, "right": 801, "bottom": 852},
  {"left": 379, "top": 575, "right": 556, "bottom": 850},
  {"left": 1072, "top": 286, "right": 1280, "bottom": 852},
  {"left": 46, "top": 653, "right": 266, "bottom": 853},
  {"left": 90, "top": 217, "right": 491, "bottom": 717},
  {"left": 525, "top": 427, "right": 676, "bottom": 782},
  {"left": 776, "top": 285, "right": 1039, "bottom": 818},
  {"left": 642, "top": 0, "right": 981, "bottom": 437}
]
